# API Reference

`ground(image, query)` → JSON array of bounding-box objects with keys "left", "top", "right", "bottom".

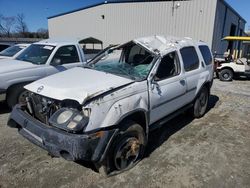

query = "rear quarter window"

[
  {"left": 180, "top": 46, "right": 199, "bottom": 72},
  {"left": 199, "top": 45, "right": 212, "bottom": 65}
]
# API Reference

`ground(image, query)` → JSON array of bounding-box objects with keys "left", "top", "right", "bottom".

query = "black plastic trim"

[
  {"left": 8, "top": 105, "right": 116, "bottom": 162},
  {"left": 149, "top": 103, "right": 193, "bottom": 132}
]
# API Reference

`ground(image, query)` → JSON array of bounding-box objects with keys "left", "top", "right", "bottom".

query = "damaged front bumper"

[{"left": 8, "top": 105, "right": 117, "bottom": 162}]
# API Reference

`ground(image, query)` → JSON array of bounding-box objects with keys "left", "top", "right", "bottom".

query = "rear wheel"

[
  {"left": 98, "top": 121, "right": 146, "bottom": 176},
  {"left": 6, "top": 84, "right": 29, "bottom": 108},
  {"left": 191, "top": 86, "right": 209, "bottom": 118},
  {"left": 219, "top": 69, "right": 233, "bottom": 81}
]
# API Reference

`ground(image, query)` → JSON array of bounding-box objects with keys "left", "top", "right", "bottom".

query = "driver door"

[
  {"left": 46, "top": 45, "right": 82, "bottom": 76},
  {"left": 149, "top": 51, "right": 188, "bottom": 124}
]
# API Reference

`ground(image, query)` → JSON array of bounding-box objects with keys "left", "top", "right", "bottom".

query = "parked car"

[
  {"left": 0, "top": 43, "right": 30, "bottom": 60},
  {"left": 8, "top": 36, "right": 214, "bottom": 176},
  {"left": 215, "top": 36, "right": 250, "bottom": 81},
  {"left": 215, "top": 55, "right": 250, "bottom": 81},
  {"left": 0, "top": 43, "right": 11, "bottom": 52},
  {"left": 0, "top": 39, "right": 87, "bottom": 108}
]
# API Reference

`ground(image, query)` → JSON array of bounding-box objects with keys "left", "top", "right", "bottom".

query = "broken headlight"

[{"left": 49, "top": 108, "right": 89, "bottom": 133}]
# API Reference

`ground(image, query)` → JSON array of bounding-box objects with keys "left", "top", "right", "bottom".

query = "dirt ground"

[{"left": 0, "top": 79, "right": 249, "bottom": 188}]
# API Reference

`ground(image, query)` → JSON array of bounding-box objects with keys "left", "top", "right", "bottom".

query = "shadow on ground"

[
  {"left": 76, "top": 95, "right": 219, "bottom": 172},
  {"left": 0, "top": 101, "right": 10, "bottom": 114},
  {"left": 234, "top": 76, "right": 250, "bottom": 81},
  {"left": 144, "top": 94, "right": 219, "bottom": 158}
]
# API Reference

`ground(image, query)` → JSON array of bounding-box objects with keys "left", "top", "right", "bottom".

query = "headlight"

[
  {"left": 49, "top": 108, "right": 89, "bottom": 133},
  {"left": 57, "top": 110, "right": 73, "bottom": 124}
]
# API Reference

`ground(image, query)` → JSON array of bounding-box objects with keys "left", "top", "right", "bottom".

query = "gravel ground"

[{"left": 0, "top": 79, "right": 249, "bottom": 188}]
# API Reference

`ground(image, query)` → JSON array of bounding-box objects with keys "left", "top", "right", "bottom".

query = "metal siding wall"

[
  {"left": 212, "top": 0, "right": 246, "bottom": 55},
  {"left": 48, "top": 5, "right": 106, "bottom": 40},
  {"left": 49, "top": 0, "right": 217, "bottom": 47}
]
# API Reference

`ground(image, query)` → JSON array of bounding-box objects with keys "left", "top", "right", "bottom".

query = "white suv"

[{"left": 8, "top": 36, "right": 214, "bottom": 176}]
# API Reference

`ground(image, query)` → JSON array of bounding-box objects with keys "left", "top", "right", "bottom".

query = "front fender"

[{"left": 100, "top": 93, "right": 148, "bottom": 128}]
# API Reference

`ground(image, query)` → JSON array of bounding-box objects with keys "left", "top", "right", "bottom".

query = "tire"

[
  {"left": 6, "top": 84, "right": 29, "bottom": 109},
  {"left": 219, "top": 69, "right": 233, "bottom": 81},
  {"left": 98, "top": 121, "right": 146, "bottom": 176},
  {"left": 191, "top": 86, "right": 209, "bottom": 118}
]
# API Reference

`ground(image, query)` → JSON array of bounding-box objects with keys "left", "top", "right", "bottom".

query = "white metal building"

[{"left": 48, "top": 0, "right": 246, "bottom": 55}]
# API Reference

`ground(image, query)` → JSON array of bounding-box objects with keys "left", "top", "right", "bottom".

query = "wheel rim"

[
  {"left": 223, "top": 73, "right": 229, "bottom": 79},
  {"left": 18, "top": 90, "right": 29, "bottom": 105},
  {"left": 114, "top": 137, "right": 141, "bottom": 170}
]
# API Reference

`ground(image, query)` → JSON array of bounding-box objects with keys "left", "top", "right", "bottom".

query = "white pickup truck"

[{"left": 0, "top": 39, "right": 86, "bottom": 107}]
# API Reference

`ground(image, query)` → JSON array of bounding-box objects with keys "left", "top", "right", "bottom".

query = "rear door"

[
  {"left": 149, "top": 50, "right": 188, "bottom": 124},
  {"left": 198, "top": 45, "right": 214, "bottom": 81},
  {"left": 180, "top": 46, "right": 203, "bottom": 102}
]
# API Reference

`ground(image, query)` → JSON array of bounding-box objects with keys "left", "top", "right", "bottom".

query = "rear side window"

[
  {"left": 199, "top": 45, "right": 212, "bottom": 65},
  {"left": 180, "top": 47, "right": 199, "bottom": 72}
]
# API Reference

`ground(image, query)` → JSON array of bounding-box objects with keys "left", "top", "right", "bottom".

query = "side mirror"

[{"left": 51, "top": 58, "right": 62, "bottom": 66}]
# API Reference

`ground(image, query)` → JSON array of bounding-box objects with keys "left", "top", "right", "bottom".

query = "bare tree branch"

[
  {"left": 15, "top": 13, "right": 28, "bottom": 37},
  {"left": 0, "top": 14, "right": 16, "bottom": 37},
  {"left": 37, "top": 28, "right": 49, "bottom": 38}
]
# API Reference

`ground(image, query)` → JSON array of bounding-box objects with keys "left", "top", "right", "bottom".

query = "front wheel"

[
  {"left": 98, "top": 121, "right": 146, "bottom": 176},
  {"left": 6, "top": 84, "right": 29, "bottom": 109}
]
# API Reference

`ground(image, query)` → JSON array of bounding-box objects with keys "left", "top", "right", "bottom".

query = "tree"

[
  {"left": 37, "top": 28, "right": 49, "bottom": 38},
  {"left": 0, "top": 14, "right": 16, "bottom": 37},
  {"left": 15, "top": 13, "right": 28, "bottom": 37}
]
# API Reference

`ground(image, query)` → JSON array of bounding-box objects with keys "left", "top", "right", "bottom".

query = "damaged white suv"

[{"left": 8, "top": 36, "right": 214, "bottom": 176}]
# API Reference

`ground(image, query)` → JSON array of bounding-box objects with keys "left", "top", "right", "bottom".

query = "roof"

[
  {"left": 133, "top": 35, "right": 205, "bottom": 55},
  {"left": 36, "top": 38, "right": 82, "bottom": 46},
  {"left": 219, "top": 0, "right": 246, "bottom": 23},
  {"left": 48, "top": 0, "right": 246, "bottom": 23},
  {"left": 79, "top": 37, "right": 103, "bottom": 44},
  {"left": 47, "top": 0, "right": 192, "bottom": 19},
  {"left": 14, "top": 43, "right": 30, "bottom": 47}
]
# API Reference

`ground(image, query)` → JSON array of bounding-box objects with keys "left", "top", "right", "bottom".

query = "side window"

[
  {"left": 155, "top": 51, "right": 180, "bottom": 81},
  {"left": 199, "top": 45, "right": 212, "bottom": 65},
  {"left": 180, "top": 46, "right": 199, "bottom": 71},
  {"left": 51, "top": 45, "right": 79, "bottom": 65}
]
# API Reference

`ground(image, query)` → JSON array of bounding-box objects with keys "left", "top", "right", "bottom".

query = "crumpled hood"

[
  {"left": 0, "top": 59, "right": 37, "bottom": 74},
  {"left": 25, "top": 67, "right": 133, "bottom": 104}
]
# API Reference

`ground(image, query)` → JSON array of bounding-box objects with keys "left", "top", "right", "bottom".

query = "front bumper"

[
  {"left": 8, "top": 105, "right": 117, "bottom": 162},
  {"left": 0, "top": 89, "right": 6, "bottom": 102}
]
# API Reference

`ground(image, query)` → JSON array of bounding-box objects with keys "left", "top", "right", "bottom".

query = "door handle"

[{"left": 180, "top": 80, "right": 186, "bottom": 85}]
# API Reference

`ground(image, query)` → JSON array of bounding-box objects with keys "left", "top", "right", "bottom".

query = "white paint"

[{"left": 25, "top": 67, "right": 133, "bottom": 104}]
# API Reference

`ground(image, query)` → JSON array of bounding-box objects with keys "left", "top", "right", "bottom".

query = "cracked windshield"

[{"left": 91, "top": 42, "right": 155, "bottom": 80}]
